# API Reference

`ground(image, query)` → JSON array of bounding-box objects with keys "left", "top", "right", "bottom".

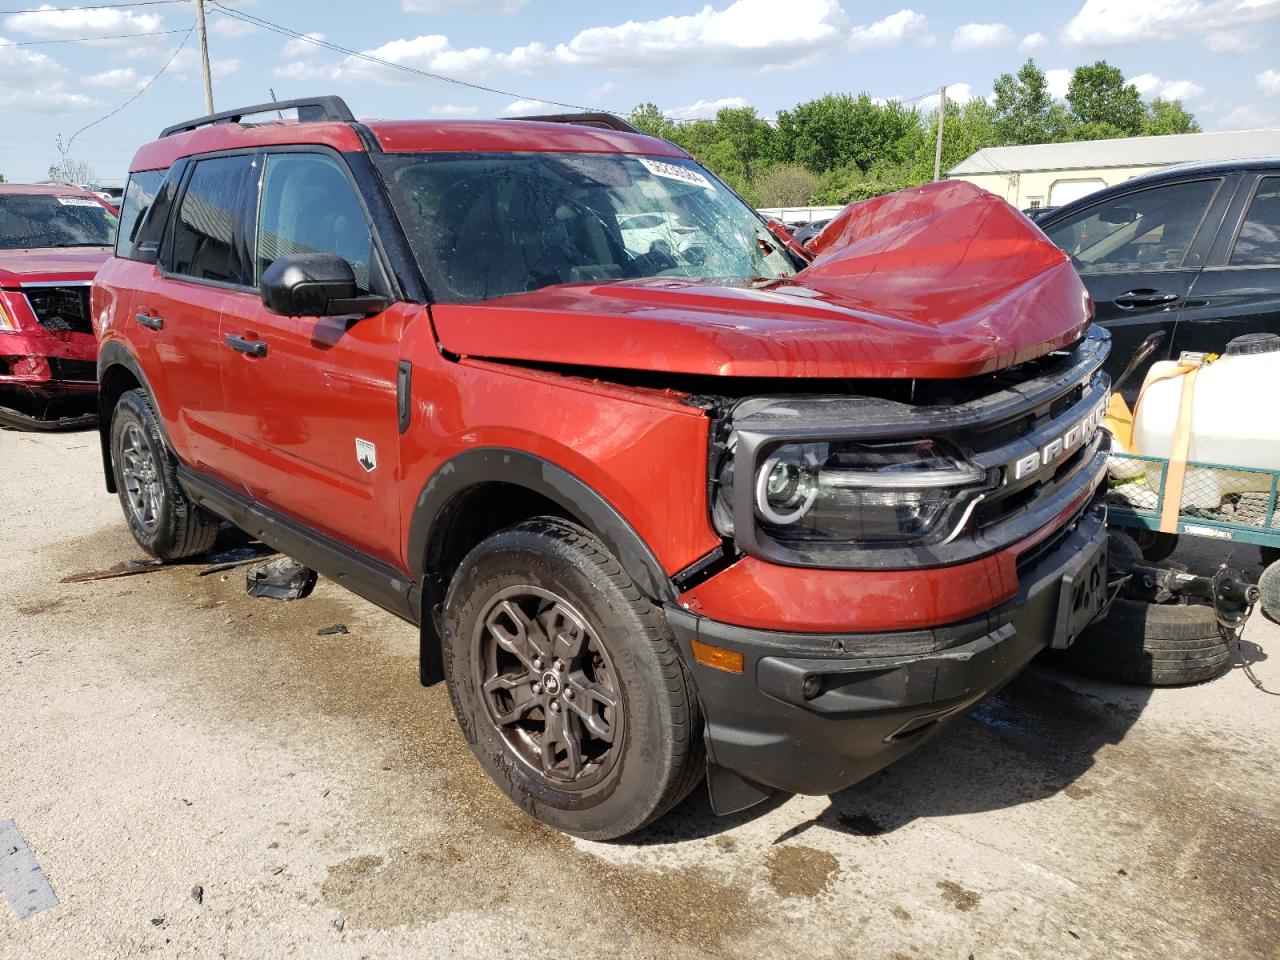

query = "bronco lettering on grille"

[{"left": 1011, "top": 399, "right": 1108, "bottom": 482}]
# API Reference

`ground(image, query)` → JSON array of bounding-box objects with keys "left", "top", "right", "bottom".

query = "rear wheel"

[
  {"left": 110, "top": 389, "right": 219, "bottom": 561},
  {"left": 441, "top": 518, "right": 703, "bottom": 840}
]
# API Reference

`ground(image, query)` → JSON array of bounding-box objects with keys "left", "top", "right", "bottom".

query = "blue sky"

[{"left": 2, "top": 0, "right": 1278, "bottom": 185}]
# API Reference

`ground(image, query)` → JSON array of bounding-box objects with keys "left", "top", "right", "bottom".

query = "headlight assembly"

[{"left": 715, "top": 438, "right": 992, "bottom": 549}]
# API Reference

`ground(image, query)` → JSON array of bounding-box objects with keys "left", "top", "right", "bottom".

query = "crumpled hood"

[
  {"left": 0, "top": 247, "right": 110, "bottom": 286},
  {"left": 431, "top": 181, "right": 1090, "bottom": 380}
]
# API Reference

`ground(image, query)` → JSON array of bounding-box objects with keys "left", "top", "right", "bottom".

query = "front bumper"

[
  {"left": 0, "top": 330, "right": 98, "bottom": 427},
  {"left": 665, "top": 498, "right": 1108, "bottom": 811}
]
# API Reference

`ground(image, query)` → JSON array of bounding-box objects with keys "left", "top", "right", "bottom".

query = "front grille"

[{"left": 24, "top": 286, "right": 93, "bottom": 335}]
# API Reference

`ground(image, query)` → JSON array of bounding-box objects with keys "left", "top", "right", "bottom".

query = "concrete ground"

[{"left": 2, "top": 428, "right": 1278, "bottom": 960}]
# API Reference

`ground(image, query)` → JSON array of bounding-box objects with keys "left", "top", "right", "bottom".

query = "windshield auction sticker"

[
  {"left": 56, "top": 197, "right": 102, "bottom": 207},
  {"left": 637, "top": 158, "right": 714, "bottom": 191}
]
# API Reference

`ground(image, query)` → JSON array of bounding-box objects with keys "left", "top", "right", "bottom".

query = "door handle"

[
  {"left": 225, "top": 333, "right": 268, "bottom": 358},
  {"left": 135, "top": 311, "right": 164, "bottom": 330},
  {"left": 1113, "top": 289, "right": 1181, "bottom": 310}
]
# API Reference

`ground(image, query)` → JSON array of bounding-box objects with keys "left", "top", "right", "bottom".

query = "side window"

[
  {"left": 256, "top": 152, "right": 373, "bottom": 293},
  {"left": 168, "top": 155, "right": 254, "bottom": 285},
  {"left": 114, "top": 170, "right": 165, "bottom": 260},
  {"left": 1043, "top": 179, "right": 1219, "bottom": 273},
  {"left": 1230, "top": 177, "right": 1280, "bottom": 266}
]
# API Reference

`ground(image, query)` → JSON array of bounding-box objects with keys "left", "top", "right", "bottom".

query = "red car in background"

[{"left": 0, "top": 183, "right": 118, "bottom": 428}]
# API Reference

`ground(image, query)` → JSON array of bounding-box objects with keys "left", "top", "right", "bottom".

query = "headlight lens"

[
  {"left": 0, "top": 295, "right": 17, "bottom": 332},
  {"left": 752, "top": 439, "right": 989, "bottom": 546}
]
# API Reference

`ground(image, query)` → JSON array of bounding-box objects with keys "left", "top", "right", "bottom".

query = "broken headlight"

[{"left": 717, "top": 438, "right": 991, "bottom": 548}]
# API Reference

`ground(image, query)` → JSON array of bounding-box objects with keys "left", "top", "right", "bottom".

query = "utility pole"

[
  {"left": 194, "top": 0, "right": 215, "bottom": 115},
  {"left": 932, "top": 85, "right": 947, "bottom": 182}
]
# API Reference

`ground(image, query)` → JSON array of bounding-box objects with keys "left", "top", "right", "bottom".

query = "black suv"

[{"left": 1037, "top": 157, "right": 1279, "bottom": 390}]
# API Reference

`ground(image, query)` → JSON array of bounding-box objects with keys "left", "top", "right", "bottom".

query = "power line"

[
  {"left": 0, "top": 1, "right": 185, "bottom": 10},
  {"left": 206, "top": 1, "right": 604, "bottom": 114},
  {"left": 65, "top": 21, "right": 194, "bottom": 152},
  {"left": 0, "top": 27, "right": 187, "bottom": 43}
]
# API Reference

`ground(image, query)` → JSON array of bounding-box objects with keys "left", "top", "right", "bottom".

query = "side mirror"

[{"left": 259, "top": 253, "right": 387, "bottom": 318}]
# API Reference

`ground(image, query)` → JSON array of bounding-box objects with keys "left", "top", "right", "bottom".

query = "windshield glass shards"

[
  {"left": 0, "top": 194, "right": 117, "bottom": 250},
  {"left": 377, "top": 151, "right": 796, "bottom": 303}
]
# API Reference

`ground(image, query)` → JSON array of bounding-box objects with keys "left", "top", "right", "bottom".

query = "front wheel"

[
  {"left": 442, "top": 518, "right": 704, "bottom": 840},
  {"left": 110, "top": 389, "right": 219, "bottom": 561}
]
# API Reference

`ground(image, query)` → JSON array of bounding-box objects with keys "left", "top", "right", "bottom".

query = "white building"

[{"left": 948, "top": 128, "right": 1280, "bottom": 210}]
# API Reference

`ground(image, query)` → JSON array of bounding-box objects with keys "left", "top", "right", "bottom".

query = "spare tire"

[
  {"left": 1054, "top": 597, "right": 1229, "bottom": 686},
  {"left": 1259, "top": 561, "right": 1280, "bottom": 624}
]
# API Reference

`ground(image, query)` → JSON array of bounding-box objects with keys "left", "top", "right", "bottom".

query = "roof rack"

[
  {"left": 159, "top": 95, "right": 355, "bottom": 139},
  {"left": 511, "top": 112, "right": 643, "bottom": 135}
]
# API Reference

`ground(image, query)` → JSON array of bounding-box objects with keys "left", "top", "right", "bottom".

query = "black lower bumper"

[{"left": 665, "top": 500, "right": 1109, "bottom": 812}]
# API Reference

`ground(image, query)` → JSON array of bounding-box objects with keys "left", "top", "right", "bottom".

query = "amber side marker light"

[{"left": 691, "top": 638, "right": 744, "bottom": 674}]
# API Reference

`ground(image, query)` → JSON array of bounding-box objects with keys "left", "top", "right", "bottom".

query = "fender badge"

[{"left": 355, "top": 438, "right": 377, "bottom": 473}]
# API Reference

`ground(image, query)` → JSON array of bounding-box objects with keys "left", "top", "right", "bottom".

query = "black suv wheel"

[
  {"left": 110, "top": 389, "right": 219, "bottom": 561},
  {"left": 442, "top": 518, "right": 704, "bottom": 840}
]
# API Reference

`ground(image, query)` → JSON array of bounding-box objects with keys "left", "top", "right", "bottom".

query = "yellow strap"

[{"left": 1159, "top": 365, "right": 1200, "bottom": 533}]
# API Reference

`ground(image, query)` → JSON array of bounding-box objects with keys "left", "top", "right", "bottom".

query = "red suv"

[
  {"left": 94, "top": 97, "right": 1111, "bottom": 839},
  {"left": 0, "top": 183, "right": 117, "bottom": 428}
]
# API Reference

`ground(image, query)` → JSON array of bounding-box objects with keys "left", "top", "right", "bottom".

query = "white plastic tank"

[{"left": 1132, "top": 333, "right": 1280, "bottom": 509}]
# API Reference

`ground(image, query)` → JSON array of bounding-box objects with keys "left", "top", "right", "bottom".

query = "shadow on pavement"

[{"left": 627, "top": 663, "right": 1152, "bottom": 846}]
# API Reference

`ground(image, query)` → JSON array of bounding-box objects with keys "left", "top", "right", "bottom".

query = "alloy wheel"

[
  {"left": 473, "top": 586, "right": 624, "bottom": 791},
  {"left": 119, "top": 422, "right": 164, "bottom": 534}
]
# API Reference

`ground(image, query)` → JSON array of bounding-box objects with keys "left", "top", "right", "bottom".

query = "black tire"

[
  {"left": 1259, "top": 561, "right": 1280, "bottom": 624},
  {"left": 441, "top": 517, "right": 704, "bottom": 840},
  {"left": 110, "top": 389, "right": 219, "bottom": 561},
  {"left": 1056, "top": 597, "right": 1229, "bottom": 686}
]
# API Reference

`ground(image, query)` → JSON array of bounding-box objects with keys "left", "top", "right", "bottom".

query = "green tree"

[
  {"left": 774, "top": 93, "right": 921, "bottom": 173},
  {"left": 912, "top": 97, "right": 999, "bottom": 181},
  {"left": 1143, "top": 98, "right": 1201, "bottom": 135},
  {"left": 992, "top": 59, "right": 1054, "bottom": 144},
  {"left": 752, "top": 163, "right": 820, "bottom": 207},
  {"left": 0, "top": 173, "right": 6, "bottom": 183},
  {"left": 629, "top": 102, "right": 676, "bottom": 139},
  {"left": 1067, "top": 61, "right": 1144, "bottom": 135}
]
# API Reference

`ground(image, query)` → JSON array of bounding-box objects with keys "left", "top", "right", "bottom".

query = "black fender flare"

[
  {"left": 407, "top": 447, "right": 676, "bottom": 604},
  {"left": 96, "top": 341, "right": 171, "bottom": 493}
]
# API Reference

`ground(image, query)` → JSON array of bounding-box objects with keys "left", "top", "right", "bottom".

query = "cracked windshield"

[{"left": 380, "top": 151, "right": 797, "bottom": 303}]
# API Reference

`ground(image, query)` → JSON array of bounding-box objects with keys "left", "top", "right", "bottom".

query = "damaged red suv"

[
  {"left": 0, "top": 183, "right": 117, "bottom": 428},
  {"left": 93, "top": 97, "right": 1110, "bottom": 839}
]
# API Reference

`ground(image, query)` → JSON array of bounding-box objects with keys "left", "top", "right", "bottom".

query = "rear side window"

[
  {"left": 115, "top": 169, "right": 166, "bottom": 260},
  {"left": 1230, "top": 177, "right": 1280, "bottom": 266},
  {"left": 168, "top": 155, "right": 254, "bottom": 285},
  {"left": 1043, "top": 179, "right": 1219, "bottom": 273},
  {"left": 255, "top": 152, "right": 372, "bottom": 293}
]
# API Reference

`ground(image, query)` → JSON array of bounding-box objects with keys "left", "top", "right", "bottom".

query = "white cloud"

[
  {"left": 3, "top": 5, "right": 164, "bottom": 39},
  {"left": 1127, "top": 72, "right": 1205, "bottom": 101},
  {"left": 404, "top": 0, "right": 528, "bottom": 13},
  {"left": 1217, "top": 104, "right": 1271, "bottom": 129},
  {"left": 210, "top": 15, "right": 254, "bottom": 39},
  {"left": 585, "top": 80, "right": 617, "bottom": 103},
  {"left": 281, "top": 32, "right": 324, "bottom": 58},
  {"left": 849, "top": 9, "right": 929, "bottom": 51},
  {"left": 0, "top": 38, "right": 97, "bottom": 110},
  {"left": 282, "top": 0, "right": 856, "bottom": 83},
  {"left": 1045, "top": 68, "right": 1072, "bottom": 100},
  {"left": 83, "top": 67, "right": 145, "bottom": 90},
  {"left": 557, "top": 0, "right": 849, "bottom": 69},
  {"left": 502, "top": 98, "right": 553, "bottom": 115},
  {"left": 664, "top": 96, "right": 750, "bottom": 120},
  {"left": 1205, "top": 28, "right": 1258, "bottom": 52},
  {"left": 1019, "top": 31, "right": 1049, "bottom": 53},
  {"left": 1063, "top": 0, "right": 1280, "bottom": 49},
  {"left": 170, "top": 48, "right": 241, "bottom": 79},
  {"left": 951, "top": 22, "right": 1016, "bottom": 51},
  {"left": 430, "top": 103, "right": 479, "bottom": 116},
  {"left": 1259, "top": 69, "right": 1280, "bottom": 96}
]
